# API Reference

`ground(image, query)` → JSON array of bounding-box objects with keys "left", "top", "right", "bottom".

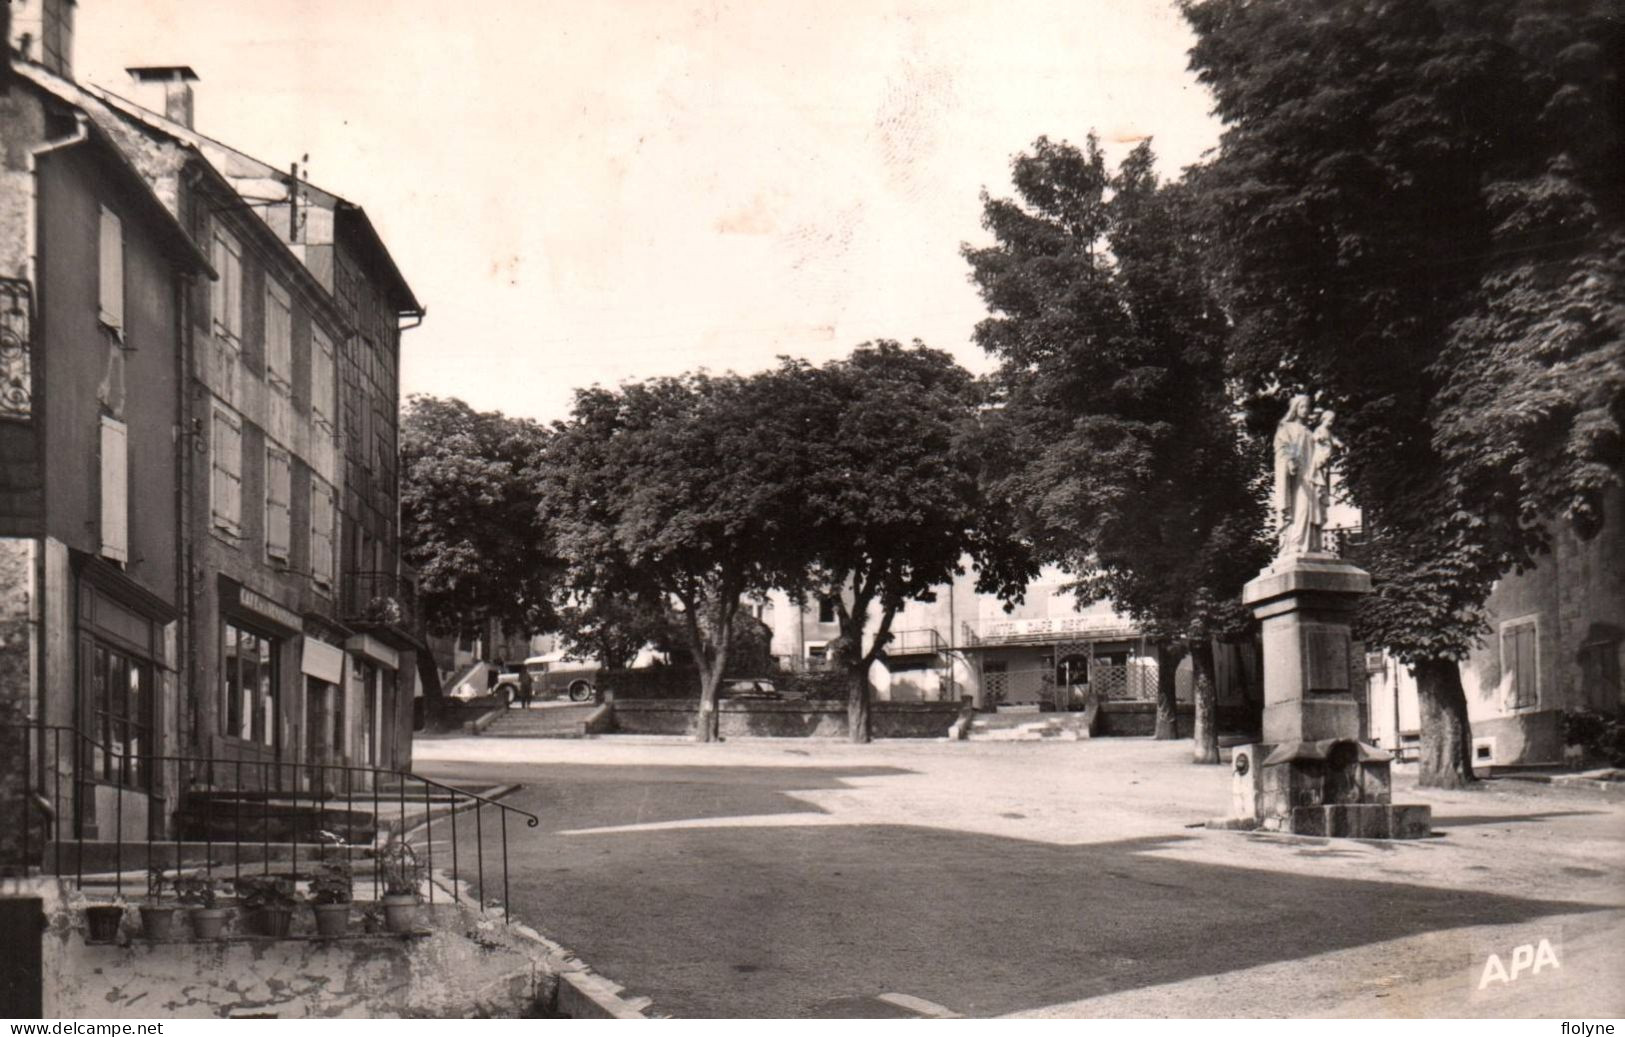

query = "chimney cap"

[{"left": 126, "top": 65, "right": 199, "bottom": 82}]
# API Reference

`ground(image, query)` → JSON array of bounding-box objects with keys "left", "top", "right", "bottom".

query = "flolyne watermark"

[
  {"left": 1477, "top": 938, "right": 1560, "bottom": 989},
  {"left": 1559, "top": 1025, "right": 1615, "bottom": 1036}
]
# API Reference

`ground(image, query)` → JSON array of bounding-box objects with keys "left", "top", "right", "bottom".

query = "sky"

[{"left": 77, "top": 0, "right": 1224, "bottom": 424}]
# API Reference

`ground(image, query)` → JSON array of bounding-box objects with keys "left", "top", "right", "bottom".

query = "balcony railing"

[
  {"left": 341, "top": 570, "right": 417, "bottom": 631},
  {"left": 1, "top": 277, "right": 33, "bottom": 419},
  {"left": 887, "top": 628, "right": 947, "bottom": 655},
  {"left": 961, "top": 614, "right": 1139, "bottom": 648},
  {"left": 2, "top": 721, "right": 538, "bottom": 922}
]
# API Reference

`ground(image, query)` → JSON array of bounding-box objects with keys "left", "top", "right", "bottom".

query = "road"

[{"left": 412, "top": 735, "right": 1625, "bottom": 1019}]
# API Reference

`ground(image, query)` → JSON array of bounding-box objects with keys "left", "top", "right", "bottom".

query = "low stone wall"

[
  {"left": 17, "top": 879, "right": 565, "bottom": 1018},
  {"left": 611, "top": 699, "right": 961, "bottom": 739}
]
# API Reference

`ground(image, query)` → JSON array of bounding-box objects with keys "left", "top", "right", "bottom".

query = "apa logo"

[{"left": 1477, "top": 939, "right": 1560, "bottom": 989}]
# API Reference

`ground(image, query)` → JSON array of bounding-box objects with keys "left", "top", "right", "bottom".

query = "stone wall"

[
  {"left": 610, "top": 699, "right": 961, "bottom": 739},
  {"left": 18, "top": 879, "right": 563, "bottom": 1018}
]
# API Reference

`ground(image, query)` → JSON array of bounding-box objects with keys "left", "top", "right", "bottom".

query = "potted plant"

[
  {"left": 82, "top": 901, "right": 125, "bottom": 943},
  {"left": 236, "top": 875, "right": 302, "bottom": 938},
  {"left": 309, "top": 858, "right": 353, "bottom": 937},
  {"left": 139, "top": 866, "right": 179, "bottom": 941},
  {"left": 376, "top": 840, "right": 423, "bottom": 933},
  {"left": 175, "top": 871, "right": 229, "bottom": 939}
]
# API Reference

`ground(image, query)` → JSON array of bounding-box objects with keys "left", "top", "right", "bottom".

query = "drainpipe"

[{"left": 26, "top": 112, "right": 91, "bottom": 727}]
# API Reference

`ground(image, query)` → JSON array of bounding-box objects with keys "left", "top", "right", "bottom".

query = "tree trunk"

[
  {"left": 1414, "top": 656, "right": 1475, "bottom": 788},
  {"left": 1154, "top": 641, "right": 1184, "bottom": 741},
  {"left": 695, "top": 663, "right": 723, "bottom": 743},
  {"left": 847, "top": 659, "right": 871, "bottom": 744},
  {"left": 1190, "top": 637, "right": 1220, "bottom": 764}
]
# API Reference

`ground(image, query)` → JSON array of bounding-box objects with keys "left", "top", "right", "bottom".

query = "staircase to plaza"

[
  {"left": 964, "top": 710, "right": 1095, "bottom": 742},
  {"left": 478, "top": 703, "right": 600, "bottom": 738}
]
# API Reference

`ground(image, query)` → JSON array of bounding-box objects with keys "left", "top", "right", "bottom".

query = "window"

[
  {"left": 86, "top": 640, "right": 150, "bottom": 789},
  {"left": 222, "top": 620, "right": 278, "bottom": 746},
  {"left": 1501, "top": 619, "right": 1539, "bottom": 711},
  {"left": 311, "top": 326, "right": 335, "bottom": 432},
  {"left": 356, "top": 658, "right": 383, "bottom": 766},
  {"left": 310, "top": 478, "right": 336, "bottom": 589},
  {"left": 818, "top": 598, "right": 837, "bottom": 624},
  {"left": 98, "top": 206, "right": 123, "bottom": 333},
  {"left": 210, "top": 407, "right": 242, "bottom": 535},
  {"left": 265, "top": 281, "right": 292, "bottom": 389},
  {"left": 265, "top": 446, "right": 291, "bottom": 561},
  {"left": 99, "top": 415, "right": 128, "bottom": 563},
  {"left": 210, "top": 231, "right": 242, "bottom": 403}
]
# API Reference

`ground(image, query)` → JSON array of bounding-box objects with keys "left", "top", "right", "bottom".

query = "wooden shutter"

[
  {"left": 311, "top": 327, "right": 335, "bottom": 430},
  {"left": 266, "top": 281, "right": 292, "bottom": 388},
  {"left": 99, "top": 416, "right": 128, "bottom": 561},
  {"left": 98, "top": 207, "right": 123, "bottom": 332},
  {"left": 311, "top": 480, "right": 335, "bottom": 588},
  {"left": 266, "top": 448, "right": 291, "bottom": 560},
  {"left": 212, "top": 408, "right": 242, "bottom": 533}
]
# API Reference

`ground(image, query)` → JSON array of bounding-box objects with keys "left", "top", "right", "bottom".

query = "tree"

[
  {"left": 755, "top": 343, "right": 1034, "bottom": 743},
  {"left": 400, "top": 395, "right": 561, "bottom": 706},
  {"left": 964, "top": 135, "right": 1272, "bottom": 763},
  {"left": 1182, "top": 0, "right": 1623, "bottom": 786},
  {"left": 540, "top": 375, "right": 791, "bottom": 742},
  {"left": 552, "top": 593, "right": 674, "bottom": 673}
]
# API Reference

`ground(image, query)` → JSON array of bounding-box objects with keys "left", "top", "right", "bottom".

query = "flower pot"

[
  {"left": 189, "top": 907, "right": 229, "bottom": 940},
  {"left": 311, "top": 902, "right": 350, "bottom": 937},
  {"left": 139, "top": 905, "right": 179, "bottom": 941},
  {"left": 380, "top": 893, "right": 419, "bottom": 933},
  {"left": 253, "top": 905, "right": 295, "bottom": 939},
  {"left": 83, "top": 904, "right": 124, "bottom": 943}
]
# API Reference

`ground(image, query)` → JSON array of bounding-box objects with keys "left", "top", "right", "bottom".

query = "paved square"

[{"left": 415, "top": 736, "right": 1625, "bottom": 1018}]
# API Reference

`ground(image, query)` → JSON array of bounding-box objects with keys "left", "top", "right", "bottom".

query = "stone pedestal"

[{"left": 1209, "top": 554, "right": 1431, "bottom": 839}]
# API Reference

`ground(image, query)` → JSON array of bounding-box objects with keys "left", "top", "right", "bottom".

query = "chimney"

[
  {"left": 9, "top": 0, "right": 77, "bottom": 79},
  {"left": 126, "top": 66, "right": 198, "bottom": 129}
]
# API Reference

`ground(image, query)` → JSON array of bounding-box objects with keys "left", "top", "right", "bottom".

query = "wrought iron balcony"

[
  {"left": 960, "top": 614, "right": 1139, "bottom": 648},
  {"left": 1, "top": 278, "right": 33, "bottom": 420},
  {"left": 340, "top": 570, "right": 417, "bottom": 632},
  {"left": 887, "top": 628, "right": 948, "bottom": 656}
]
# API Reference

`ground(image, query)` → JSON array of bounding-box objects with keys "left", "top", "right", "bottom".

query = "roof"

[
  {"left": 78, "top": 80, "right": 422, "bottom": 315},
  {"left": 13, "top": 67, "right": 212, "bottom": 276}
]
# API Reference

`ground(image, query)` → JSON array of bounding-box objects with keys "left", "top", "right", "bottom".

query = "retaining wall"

[{"left": 610, "top": 699, "right": 961, "bottom": 739}]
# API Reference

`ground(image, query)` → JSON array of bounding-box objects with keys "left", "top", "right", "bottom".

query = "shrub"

[{"left": 1562, "top": 708, "right": 1625, "bottom": 768}]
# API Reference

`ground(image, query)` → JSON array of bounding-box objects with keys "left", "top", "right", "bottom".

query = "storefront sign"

[
  {"left": 235, "top": 585, "right": 301, "bottom": 632},
  {"left": 301, "top": 638, "right": 346, "bottom": 684}
]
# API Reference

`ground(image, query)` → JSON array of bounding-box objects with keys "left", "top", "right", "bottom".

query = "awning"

[
  {"left": 346, "top": 633, "right": 399, "bottom": 670},
  {"left": 301, "top": 638, "right": 345, "bottom": 685}
]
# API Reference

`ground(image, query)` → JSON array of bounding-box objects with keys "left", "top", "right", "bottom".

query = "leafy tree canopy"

[
  {"left": 1183, "top": 0, "right": 1624, "bottom": 664},
  {"left": 964, "top": 135, "right": 1271, "bottom": 646},
  {"left": 399, "top": 395, "right": 560, "bottom": 640}
]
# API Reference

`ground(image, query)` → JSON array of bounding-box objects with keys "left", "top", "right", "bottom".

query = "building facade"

[
  {"left": 2, "top": 0, "right": 424, "bottom": 846},
  {"left": 0, "top": 45, "right": 210, "bottom": 839}
]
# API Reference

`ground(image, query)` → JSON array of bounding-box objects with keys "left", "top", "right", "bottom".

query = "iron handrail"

[{"left": 3, "top": 720, "right": 538, "bottom": 923}]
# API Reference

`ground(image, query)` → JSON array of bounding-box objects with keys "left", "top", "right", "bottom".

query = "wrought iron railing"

[
  {"left": 340, "top": 569, "right": 418, "bottom": 631},
  {"left": 2, "top": 721, "right": 538, "bottom": 922},
  {"left": 888, "top": 628, "right": 947, "bottom": 655},
  {"left": 0, "top": 277, "right": 33, "bottom": 419}
]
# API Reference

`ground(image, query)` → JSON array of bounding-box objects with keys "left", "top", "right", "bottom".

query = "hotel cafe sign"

[{"left": 981, "top": 615, "right": 1133, "bottom": 641}]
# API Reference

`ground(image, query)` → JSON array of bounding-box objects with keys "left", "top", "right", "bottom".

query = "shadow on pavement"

[{"left": 431, "top": 762, "right": 1620, "bottom": 1019}]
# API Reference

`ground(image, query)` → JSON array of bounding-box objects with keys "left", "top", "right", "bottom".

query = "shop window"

[
  {"left": 86, "top": 640, "right": 150, "bottom": 789},
  {"left": 223, "top": 620, "right": 278, "bottom": 746}
]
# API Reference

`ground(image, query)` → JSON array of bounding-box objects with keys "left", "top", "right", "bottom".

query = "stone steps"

[{"left": 479, "top": 704, "right": 598, "bottom": 739}]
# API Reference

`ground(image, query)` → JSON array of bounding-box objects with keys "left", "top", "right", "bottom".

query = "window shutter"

[
  {"left": 266, "top": 448, "right": 291, "bottom": 560},
  {"left": 266, "top": 282, "right": 292, "bottom": 388},
  {"left": 311, "top": 480, "right": 335, "bottom": 588},
  {"left": 311, "top": 327, "right": 335, "bottom": 430},
  {"left": 99, "top": 416, "right": 128, "bottom": 562},
  {"left": 99, "top": 207, "right": 123, "bottom": 331},
  {"left": 212, "top": 408, "right": 243, "bottom": 534}
]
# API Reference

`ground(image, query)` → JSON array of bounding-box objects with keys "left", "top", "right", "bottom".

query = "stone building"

[
  {"left": 1, "top": 0, "right": 424, "bottom": 853},
  {"left": 0, "top": 34, "right": 210, "bottom": 841},
  {"left": 1366, "top": 488, "right": 1625, "bottom": 768}
]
